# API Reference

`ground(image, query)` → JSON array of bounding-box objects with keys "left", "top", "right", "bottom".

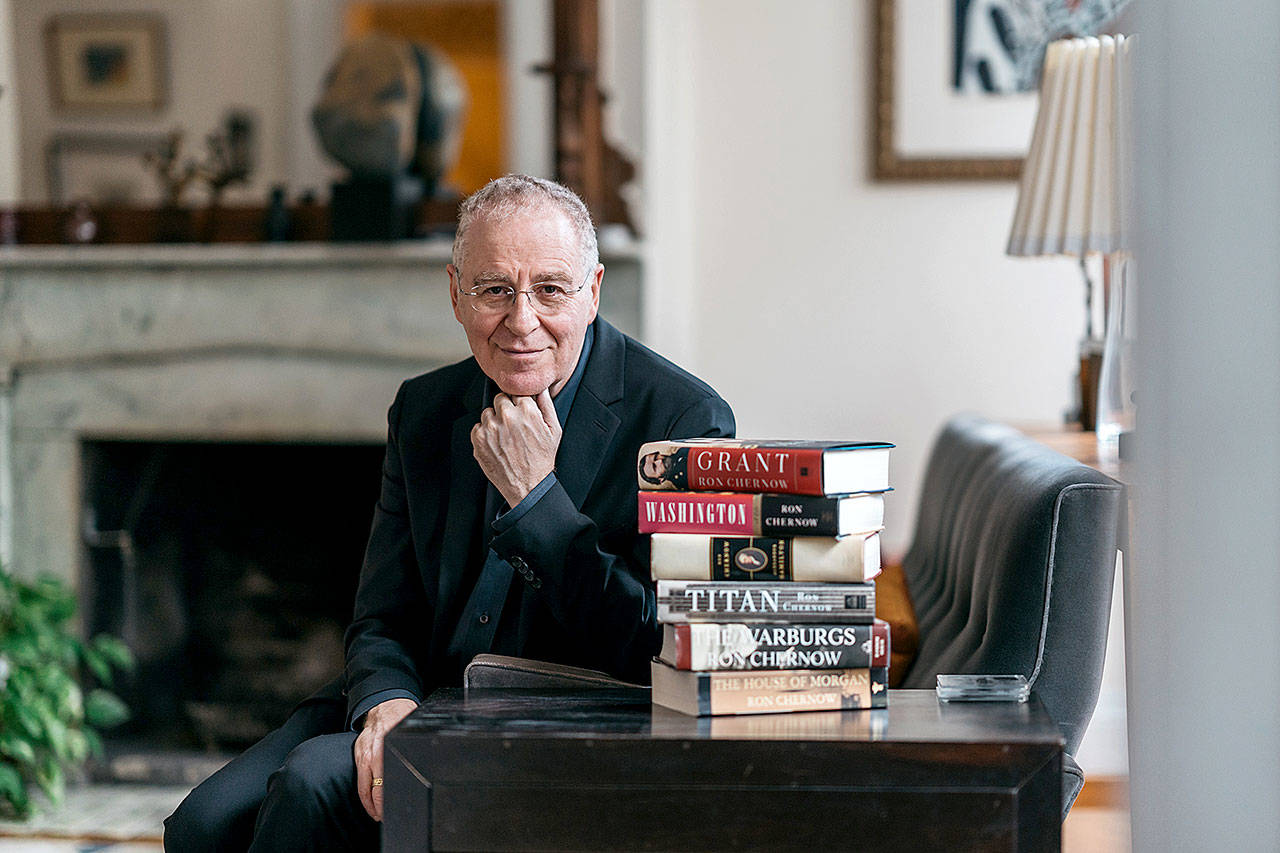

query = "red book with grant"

[{"left": 636, "top": 439, "right": 893, "bottom": 496}]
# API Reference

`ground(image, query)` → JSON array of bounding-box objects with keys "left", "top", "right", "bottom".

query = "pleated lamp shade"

[{"left": 1007, "top": 34, "right": 1133, "bottom": 257}]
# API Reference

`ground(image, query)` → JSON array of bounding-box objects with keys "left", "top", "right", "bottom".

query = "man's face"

[
  {"left": 449, "top": 207, "right": 601, "bottom": 397},
  {"left": 640, "top": 451, "right": 671, "bottom": 482}
]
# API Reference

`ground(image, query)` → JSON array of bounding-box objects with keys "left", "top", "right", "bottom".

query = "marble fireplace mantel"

[{"left": 0, "top": 242, "right": 642, "bottom": 584}]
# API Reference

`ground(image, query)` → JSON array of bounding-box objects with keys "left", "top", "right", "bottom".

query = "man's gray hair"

[{"left": 452, "top": 174, "right": 599, "bottom": 276}]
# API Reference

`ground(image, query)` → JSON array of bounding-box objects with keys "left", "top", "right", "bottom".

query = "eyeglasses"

[{"left": 458, "top": 269, "right": 591, "bottom": 316}]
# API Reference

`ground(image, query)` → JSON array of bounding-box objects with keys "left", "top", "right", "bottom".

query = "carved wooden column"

[{"left": 536, "top": 0, "right": 635, "bottom": 231}]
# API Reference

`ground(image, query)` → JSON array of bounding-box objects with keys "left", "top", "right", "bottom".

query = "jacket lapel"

[
  {"left": 436, "top": 369, "right": 488, "bottom": 623},
  {"left": 555, "top": 319, "right": 624, "bottom": 508}
]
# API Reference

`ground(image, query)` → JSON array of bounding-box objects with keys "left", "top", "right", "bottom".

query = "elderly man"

[{"left": 165, "top": 175, "right": 735, "bottom": 850}]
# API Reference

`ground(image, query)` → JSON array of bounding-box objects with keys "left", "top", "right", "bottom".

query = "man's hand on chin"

[
  {"left": 472, "top": 387, "right": 562, "bottom": 507},
  {"left": 354, "top": 697, "right": 418, "bottom": 821}
]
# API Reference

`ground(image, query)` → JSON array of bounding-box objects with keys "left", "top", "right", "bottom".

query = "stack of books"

[{"left": 637, "top": 438, "right": 894, "bottom": 717}]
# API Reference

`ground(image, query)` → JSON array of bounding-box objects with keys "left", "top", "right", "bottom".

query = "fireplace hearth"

[{"left": 83, "top": 440, "right": 384, "bottom": 751}]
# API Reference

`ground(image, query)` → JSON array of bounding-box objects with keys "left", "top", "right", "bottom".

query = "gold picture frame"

[
  {"left": 873, "top": 0, "right": 1026, "bottom": 181},
  {"left": 45, "top": 14, "right": 168, "bottom": 113}
]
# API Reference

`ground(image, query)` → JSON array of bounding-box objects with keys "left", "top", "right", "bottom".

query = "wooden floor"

[
  {"left": 1064, "top": 778, "right": 1132, "bottom": 853},
  {"left": 1064, "top": 806, "right": 1132, "bottom": 852}
]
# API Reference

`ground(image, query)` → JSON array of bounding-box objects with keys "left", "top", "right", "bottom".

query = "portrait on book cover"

[{"left": 638, "top": 449, "right": 688, "bottom": 490}]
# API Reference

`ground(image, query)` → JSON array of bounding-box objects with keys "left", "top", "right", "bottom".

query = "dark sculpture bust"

[{"left": 312, "top": 32, "right": 466, "bottom": 239}]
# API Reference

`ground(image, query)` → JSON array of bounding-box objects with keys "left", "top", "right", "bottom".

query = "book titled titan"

[
  {"left": 656, "top": 580, "right": 875, "bottom": 623},
  {"left": 637, "top": 438, "right": 893, "bottom": 496},
  {"left": 661, "top": 618, "right": 891, "bottom": 671},
  {"left": 638, "top": 490, "right": 887, "bottom": 537},
  {"left": 650, "top": 532, "right": 881, "bottom": 583},
  {"left": 651, "top": 660, "right": 889, "bottom": 716}
]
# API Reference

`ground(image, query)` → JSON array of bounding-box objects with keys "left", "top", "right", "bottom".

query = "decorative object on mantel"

[
  {"left": 142, "top": 129, "right": 198, "bottom": 242},
  {"left": 312, "top": 33, "right": 466, "bottom": 241},
  {"left": 1007, "top": 35, "right": 1134, "bottom": 459},
  {"left": 263, "top": 185, "right": 292, "bottom": 242},
  {"left": 138, "top": 115, "right": 256, "bottom": 243},
  {"left": 194, "top": 111, "right": 257, "bottom": 241},
  {"left": 64, "top": 201, "right": 98, "bottom": 244},
  {"left": 44, "top": 13, "right": 168, "bottom": 113},
  {"left": 873, "top": 0, "right": 1130, "bottom": 181}
]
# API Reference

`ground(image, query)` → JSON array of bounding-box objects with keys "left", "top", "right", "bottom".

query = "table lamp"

[{"left": 1007, "top": 34, "right": 1134, "bottom": 457}]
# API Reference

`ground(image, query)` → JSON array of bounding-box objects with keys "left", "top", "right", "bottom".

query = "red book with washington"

[{"left": 636, "top": 438, "right": 893, "bottom": 496}]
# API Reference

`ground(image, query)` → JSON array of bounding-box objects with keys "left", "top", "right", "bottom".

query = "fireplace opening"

[{"left": 80, "top": 439, "right": 386, "bottom": 771}]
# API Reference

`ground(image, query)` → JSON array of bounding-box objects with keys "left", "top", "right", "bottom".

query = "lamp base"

[{"left": 1077, "top": 338, "right": 1105, "bottom": 431}]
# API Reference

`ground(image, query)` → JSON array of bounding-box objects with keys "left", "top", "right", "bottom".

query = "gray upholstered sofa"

[{"left": 894, "top": 414, "right": 1125, "bottom": 814}]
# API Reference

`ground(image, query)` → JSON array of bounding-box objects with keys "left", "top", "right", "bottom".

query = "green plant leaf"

[
  {"left": 85, "top": 690, "right": 131, "bottom": 729},
  {"left": 13, "top": 704, "right": 43, "bottom": 740},
  {"left": 64, "top": 730, "right": 89, "bottom": 764},
  {"left": 43, "top": 717, "right": 69, "bottom": 761},
  {"left": 6, "top": 667, "right": 33, "bottom": 699},
  {"left": 90, "top": 635, "right": 135, "bottom": 673},
  {"left": 83, "top": 728, "right": 104, "bottom": 760},
  {"left": 34, "top": 757, "right": 64, "bottom": 806},
  {"left": 0, "top": 762, "right": 28, "bottom": 818},
  {"left": 7, "top": 636, "right": 39, "bottom": 666},
  {"left": 61, "top": 680, "right": 84, "bottom": 723},
  {"left": 0, "top": 762, "right": 23, "bottom": 800},
  {"left": 82, "top": 650, "right": 112, "bottom": 685},
  {"left": 0, "top": 734, "right": 36, "bottom": 766}
]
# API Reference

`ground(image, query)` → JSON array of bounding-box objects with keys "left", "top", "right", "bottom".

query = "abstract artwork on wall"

[
  {"left": 874, "top": 0, "right": 1129, "bottom": 181},
  {"left": 952, "top": 0, "right": 1132, "bottom": 94}
]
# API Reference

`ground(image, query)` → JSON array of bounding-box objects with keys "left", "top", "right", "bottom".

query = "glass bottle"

[{"left": 1096, "top": 252, "right": 1135, "bottom": 463}]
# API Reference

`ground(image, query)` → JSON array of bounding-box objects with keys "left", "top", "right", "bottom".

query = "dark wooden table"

[{"left": 383, "top": 688, "right": 1062, "bottom": 852}]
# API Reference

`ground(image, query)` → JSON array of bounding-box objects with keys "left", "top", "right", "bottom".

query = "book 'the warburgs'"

[
  {"left": 650, "top": 531, "right": 881, "bottom": 583},
  {"left": 637, "top": 438, "right": 893, "bottom": 496},
  {"left": 650, "top": 661, "right": 889, "bottom": 717},
  {"left": 638, "top": 490, "right": 887, "bottom": 537},
  {"left": 660, "top": 618, "right": 891, "bottom": 671}
]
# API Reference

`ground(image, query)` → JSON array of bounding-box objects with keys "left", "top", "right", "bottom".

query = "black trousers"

[{"left": 164, "top": 677, "right": 380, "bottom": 852}]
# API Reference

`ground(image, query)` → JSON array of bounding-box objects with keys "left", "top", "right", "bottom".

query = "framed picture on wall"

[
  {"left": 45, "top": 14, "right": 168, "bottom": 113},
  {"left": 45, "top": 133, "right": 169, "bottom": 205},
  {"left": 873, "top": 0, "right": 1037, "bottom": 181}
]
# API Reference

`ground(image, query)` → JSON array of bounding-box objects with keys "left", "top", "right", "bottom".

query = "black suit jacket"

[{"left": 343, "top": 318, "right": 735, "bottom": 722}]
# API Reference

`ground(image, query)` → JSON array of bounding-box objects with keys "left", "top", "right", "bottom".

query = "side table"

[{"left": 384, "top": 687, "right": 1063, "bottom": 852}]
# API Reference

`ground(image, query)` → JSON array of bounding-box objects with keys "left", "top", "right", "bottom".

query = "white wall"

[
  {"left": 1127, "top": 2, "right": 1280, "bottom": 849},
  {"left": 12, "top": 0, "right": 293, "bottom": 205}
]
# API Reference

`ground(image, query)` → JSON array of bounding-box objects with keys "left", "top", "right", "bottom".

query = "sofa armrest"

[{"left": 1062, "top": 752, "right": 1085, "bottom": 818}]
